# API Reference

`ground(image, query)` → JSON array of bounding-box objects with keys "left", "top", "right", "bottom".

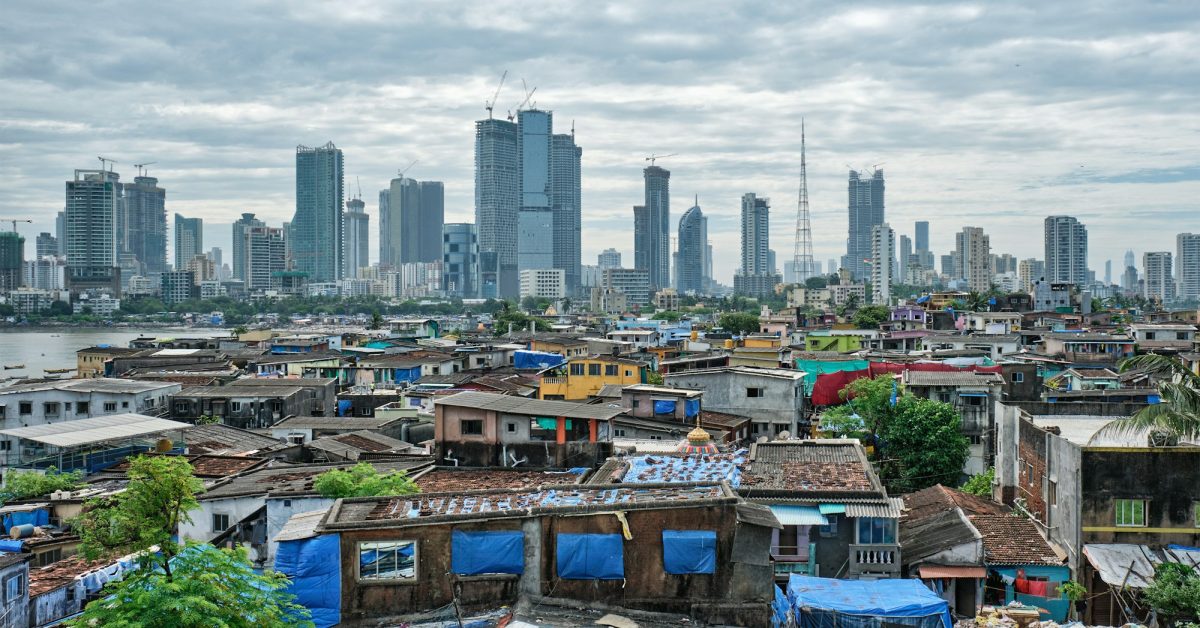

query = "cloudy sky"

[{"left": 2, "top": 1, "right": 1198, "bottom": 283}]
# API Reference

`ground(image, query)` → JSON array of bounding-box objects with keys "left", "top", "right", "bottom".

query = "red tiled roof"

[
  {"left": 970, "top": 514, "right": 1062, "bottom": 565},
  {"left": 29, "top": 556, "right": 111, "bottom": 597}
]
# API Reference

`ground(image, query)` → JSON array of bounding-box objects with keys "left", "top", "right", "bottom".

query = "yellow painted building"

[{"left": 540, "top": 356, "right": 647, "bottom": 401}]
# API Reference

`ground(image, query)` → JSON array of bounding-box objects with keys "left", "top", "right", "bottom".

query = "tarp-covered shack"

[{"left": 788, "top": 575, "right": 952, "bottom": 628}]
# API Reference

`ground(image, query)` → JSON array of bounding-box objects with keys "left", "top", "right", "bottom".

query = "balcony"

[
  {"left": 773, "top": 542, "right": 817, "bottom": 579},
  {"left": 848, "top": 544, "right": 900, "bottom": 578}
]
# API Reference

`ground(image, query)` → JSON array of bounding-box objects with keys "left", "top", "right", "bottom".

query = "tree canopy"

[
  {"left": 851, "top": 305, "right": 890, "bottom": 329},
  {"left": 1103, "top": 354, "right": 1200, "bottom": 440},
  {"left": 718, "top": 312, "right": 760, "bottom": 336},
  {"left": 313, "top": 462, "right": 420, "bottom": 498},
  {"left": 0, "top": 467, "right": 83, "bottom": 504},
  {"left": 1142, "top": 562, "right": 1200, "bottom": 622}
]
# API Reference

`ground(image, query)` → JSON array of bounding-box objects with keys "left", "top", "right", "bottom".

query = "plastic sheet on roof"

[
  {"left": 684, "top": 399, "right": 700, "bottom": 417},
  {"left": 624, "top": 452, "right": 745, "bottom": 486},
  {"left": 513, "top": 350, "right": 566, "bottom": 370},
  {"left": 787, "top": 575, "right": 952, "bottom": 628}
]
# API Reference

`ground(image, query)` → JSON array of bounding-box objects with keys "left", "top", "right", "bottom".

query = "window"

[
  {"left": 1195, "top": 502, "right": 1200, "bottom": 528},
  {"left": 856, "top": 517, "right": 896, "bottom": 545},
  {"left": 0, "top": 405, "right": 4, "bottom": 419},
  {"left": 461, "top": 420, "right": 484, "bottom": 435},
  {"left": 588, "top": 363, "right": 601, "bottom": 376},
  {"left": 614, "top": 428, "right": 626, "bottom": 437},
  {"left": 358, "top": 541, "right": 417, "bottom": 581},
  {"left": 19, "top": 402, "right": 31, "bottom": 416},
  {"left": 506, "top": 422, "right": 517, "bottom": 433},
  {"left": 963, "top": 396, "right": 984, "bottom": 406},
  {"left": 3, "top": 573, "right": 23, "bottom": 604},
  {"left": 1115, "top": 499, "right": 1146, "bottom": 527},
  {"left": 746, "top": 387, "right": 764, "bottom": 398},
  {"left": 968, "top": 434, "right": 983, "bottom": 445},
  {"left": 605, "top": 365, "right": 618, "bottom": 376},
  {"left": 36, "top": 548, "right": 62, "bottom": 567},
  {"left": 43, "top": 402, "right": 60, "bottom": 416},
  {"left": 1012, "top": 372, "right": 1025, "bottom": 383},
  {"left": 103, "top": 402, "right": 117, "bottom": 412},
  {"left": 569, "top": 363, "right": 584, "bottom": 376},
  {"left": 1047, "top": 480, "right": 1057, "bottom": 505},
  {"left": 121, "top": 401, "right": 129, "bottom": 408},
  {"left": 212, "top": 513, "right": 230, "bottom": 533},
  {"left": 819, "top": 515, "right": 840, "bottom": 538},
  {"left": 76, "top": 401, "right": 88, "bottom": 414},
  {"left": 0, "top": 441, "right": 10, "bottom": 451}
]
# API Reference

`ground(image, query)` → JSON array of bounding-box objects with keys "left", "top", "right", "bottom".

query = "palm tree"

[{"left": 1101, "top": 354, "right": 1200, "bottom": 440}]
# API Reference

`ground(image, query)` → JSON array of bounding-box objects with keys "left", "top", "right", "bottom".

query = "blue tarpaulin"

[
  {"left": 451, "top": 530, "right": 524, "bottom": 575},
  {"left": 788, "top": 575, "right": 951, "bottom": 628},
  {"left": 653, "top": 400, "right": 676, "bottom": 415},
  {"left": 514, "top": 350, "right": 566, "bottom": 370},
  {"left": 2, "top": 509, "right": 49, "bottom": 534},
  {"left": 0, "top": 540, "right": 23, "bottom": 553},
  {"left": 556, "top": 533, "right": 623, "bottom": 580},
  {"left": 275, "top": 533, "right": 342, "bottom": 628},
  {"left": 684, "top": 399, "right": 700, "bottom": 417},
  {"left": 772, "top": 584, "right": 792, "bottom": 628},
  {"left": 662, "top": 530, "right": 716, "bottom": 574},
  {"left": 336, "top": 400, "right": 352, "bottom": 416}
]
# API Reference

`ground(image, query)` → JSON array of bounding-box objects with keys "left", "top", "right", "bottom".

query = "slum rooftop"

[
  {"left": 321, "top": 483, "right": 735, "bottom": 529},
  {"left": 271, "top": 416, "right": 407, "bottom": 430},
  {"left": 902, "top": 371, "right": 1006, "bottom": 386},
  {"left": 0, "top": 378, "right": 177, "bottom": 395},
  {"left": 413, "top": 468, "right": 585, "bottom": 493},
  {"left": 433, "top": 391, "right": 625, "bottom": 420},
  {"left": 200, "top": 459, "right": 433, "bottom": 500}
]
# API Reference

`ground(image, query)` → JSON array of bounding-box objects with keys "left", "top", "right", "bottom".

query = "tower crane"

[
  {"left": 645, "top": 153, "right": 677, "bottom": 166},
  {"left": 397, "top": 160, "right": 419, "bottom": 180},
  {"left": 506, "top": 80, "right": 537, "bottom": 121},
  {"left": 134, "top": 162, "right": 157, "bottom": 177},
  {"left": 3, "top": 220, "right": 32, "bottom": 233},
  {"left": 97, "top": 156, "right": 117, "bottom": 172},
  {"left": 484, "top": 71, "right": 507, "bottom": 119}
]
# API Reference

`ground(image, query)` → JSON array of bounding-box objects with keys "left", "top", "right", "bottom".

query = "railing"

[
  {"left": 849, "top": 544, "right": 900, "bottom": 576},
  {"left": 541, "top": 377, "right": 566, "bottom": 385},
  {"left": 772, "top": 542, "right": 817, "bottom": 578}
]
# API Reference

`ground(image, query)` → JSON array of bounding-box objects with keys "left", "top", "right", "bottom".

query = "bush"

[
  {"left": 0, "top": 468, "right": 83, "bottom": 503},
  {"left": 313, "top": 463, "right": 419, "bottom": 498}
]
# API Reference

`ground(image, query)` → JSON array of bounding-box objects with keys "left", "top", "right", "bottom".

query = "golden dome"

[{"left": 686, "top": 425, "right": 712, "bottom": 445}]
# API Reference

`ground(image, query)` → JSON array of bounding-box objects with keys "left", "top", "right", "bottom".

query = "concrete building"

[
  {"left": 898, "top": 234, "right": 912, "bottom": 287},
  {"left": 1176, "top": 232, "right": 1200, "bottom": 300},
  {"left": 636, "top": 166, "right": 671, "bottom": 291},
  {"left": 475, "top": 117, "right": 520, "bottom": 298},
  {"left": 160, "top": 270, "right": 196, "bottom": 305},
  {"left": 519, "top": 268, "right": 566, "bottom": 299},
  {"left": 35, "top": 232, "right": 57, "bottom": 259},
  {"left": 902, "top": 371, "right": 1005, "bottom": 475},
  {"left": 122, "top": 175, "right": 167, "bottom": 274},
  {"left": 677, "top": 201, "right": 707, "bottom": 294},
  {"left": 441, "top": 223, "right": 478, "bottom": 298},
  {"left": 870, "top": 222, "right": 895, "bottom": 304},
  {"left": 601, "top": 268, "right": 651, "bottom": 307},
  {"left": 1044, "top": 215, "right": 1088, "bottom": 286},
  {"left": 290, "top": 142, "right": 344, "bottom": 282},
  {"left": 1143, "top": 251, "right": 1174, "bottom": 303},
  {"left": 239, "top": 222, "right": 287, "bottom": 292},
  {"left": 382, "top": 177, "right": 443, "bottom": 267},
  {"left": 550, "top": 128, "right": 582, "bottom": 295},
  {"left": 516, "top": 207, "right": 554, "bottom": 271},
  {"left": 598, "top": 248, "right": 621, "bottom": 269},
  {"left": 64, "top": 169, "right": 121, "bottom": 294},
  {"left": 174, "top": 214, "right": 203, "bottom": 272},
  {"left": 1018, "top": 258, "right": 1044, "bottom": 293},
  {"left": 664, "top": 366, "right": 806, "bottom": 437},
  {"left": 343, "top": 195, "right": 369, "bottom": 277},
  {"left": 844, "top": 169, "right": 885, "bottom": 281},
  {"left": 955, "top": 226, "right": 991, "bottom": 292},
  {"left": 734, "top": 193, "right": 780, "bottom": 298},
  {"left": 0, "top": 232, "right": 23, "bottom": 293}
]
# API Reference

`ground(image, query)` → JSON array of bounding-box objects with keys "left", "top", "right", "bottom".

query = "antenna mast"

[{"left": 793, "top": 119, "right": 816, "bottom": 284}]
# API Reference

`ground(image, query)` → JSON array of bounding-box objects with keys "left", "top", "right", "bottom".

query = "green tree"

[
  {"left": 368, "top": 312, "right": 383, "bottom": 330},
  {"left": 961, "top": 467, "right": 995, "bottom": 497},
  {"left": 231, "top": 326, "right": 249, "bottom": 336},
  {"left": 48, "top": 300, "right": 73, "bottom": 316},
  {"left": 718, "top": 312, "right": 760, "bottom": 336},
  {"left": 195, "top": 414, "right": 219, "bottom": 426},
  {"left": 0, "top": 467, "right": 83, "bottom": 504},
  {"left": 646, "top": 371, "right": 664, "bottom": 385},
  {"left": 313, "top": 462, "right": 420, "bottom": 498},
  {"left": 851, "top": 305, "right": 890, "bottom": 329},
  {"left": 1103, "top": 354, "right": 1200, "bottom": 440},
  {"left": 652, "top": 310, "right": 682, "bottom": 322},
  {"left": 69, "top": 544, "right": 312, "bottom": 628},
  {"left": 1142, "top": 562, "right": 1200, "bottom": 622}
]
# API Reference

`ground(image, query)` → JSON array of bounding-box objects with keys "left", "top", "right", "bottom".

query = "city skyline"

[{"left": 3, "top": 2, "right": 1199, "bottom": 283}]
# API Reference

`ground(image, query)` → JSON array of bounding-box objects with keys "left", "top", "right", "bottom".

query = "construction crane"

[
  {"left": 355, "top": 176, "right": 362, "bottom": 200},
  {"left": 397, "top": 160, "right": 418, "bottom": 179},
  {"left": 134, "top": 162, "right": 157, "bottom": 177},
  {"left": 506, "top": 80, "right": 537, "bottom": 121},
  {"left": 4, "top": 220, "right": 32, "bottom": 233},
  {"left": 484, "top": 70, "right": 507, "bottom": 119},
  {"left": 645, "top": 153, "right": 677, "bottom": 167},
  {"left": 97, "top": 156, "right": 117, "bottom": 172}
]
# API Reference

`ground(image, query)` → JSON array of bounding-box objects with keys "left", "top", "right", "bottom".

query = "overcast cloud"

[{"left": 2, "top": 1, "right": 1198, "bottom": 282}]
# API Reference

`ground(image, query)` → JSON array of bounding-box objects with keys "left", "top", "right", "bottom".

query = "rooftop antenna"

[
  {"left": 134, "top": 161, "right": 156, "bottom": 177},
  {"left": 484, "top": 70, "right": 507, "bottom": 119},
  {"left": 793, "top": 119, "right": 817, "bottom": 284},
  {"left": 97, "top": 156, "right": 117, "bottom": 172},
  {"left": 645, "top": 153, "right": 677, "bottom": 166},
  {"left": 397, "top": 160, "right": 418, "bottom": 180}
]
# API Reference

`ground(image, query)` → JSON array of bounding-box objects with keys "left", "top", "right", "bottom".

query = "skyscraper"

[
  {"left": 550, "top": 131, "right": 582, "bottom": 294},
  {"left": 898, "top": 235, "right": 912, "bottom": 285},
  {"left": 343, "top": 195, "right": 370, "bottom": 277},
  {"left": 35, "top": 233, "right": 57, "bottom": 259},
  {"left": 914, "top": 220, "right": 929, "bottom": 254},
  {"left": 474, "top": 118, "right": 519, "bottom": 298},
  {"left": 381, "top": 177, "right": 442, "bottom": 267},
  {"left": 1122, "top": 249, "right": 1137, "bottom": 291},
  {"left": 870, "top": 223, "right": 895, "bottom": 304},
  {"left": 442, "top": 223, "right": 478, "bottom": 298},
  {"left": 0, "top": 232, "right": 23, "bottom": 293},
  {"left": 844, "top": 169, "right": 885, "bottom": 281},
  {"left": 1176, "top": 233, "right": 1200, "bottom": 300},
  {"left": 598, "top": 248, "right": 621, "bottom": 269},
  {"left": 677, "top": 200, "right": 707, "bottom": 295},
  {"left": 637, "top": 166, "right": 671, "bottom": 291},
  {"left": 64, "top": 169, "right": 121, "bottom": 293},
  {"left": 1018, "top": 258, "right": 1044, "bottom": 293},
  {"left": 954, "top": 226, "right": 991, "bottom": 292},
  {"left": 734, "top": 193, "right": 779, "bottom": 297},
  {"left": 55, "top": 211, "right": 66, "bottom": 256},
  {"left": 239, "top": 224, "right": 286, "bottom": 291},
  {"left": 517, "top": 208, "right": 554, "bottom": 271},
  {"left": 122, "top": 175, "right": 167, "bottom": 274},
  {"left": 231, "top": 213, "right": 263, "bottom": 283},
  {"left": 174, "top": 214, "right": 203, "bottom": 272},
  {"left": 1144, "top": 251, "right": 1174, "bottom": 303},
  {"left": 291, "top": 142, "right": 344, "bottom": 282},
  {"left": 1044, "top": 216, "right": 1088, "bottom": 285}
]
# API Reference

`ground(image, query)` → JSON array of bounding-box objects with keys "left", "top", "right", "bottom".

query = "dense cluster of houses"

[{"left": 0, "top": 299, "right": 1197, "bottom": 626}]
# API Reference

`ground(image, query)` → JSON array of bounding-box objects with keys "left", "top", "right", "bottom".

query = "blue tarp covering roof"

[
  {"left": 275, "top": 533, "right": 341, "bottom": 628},
  {"left": 2, "top": 508, "right": 48, "bottom": 534},
  {"left": 684, "top": 399, "right": 700, "bottom": 417},
  {"left": 0, "top": 540, "right": 23, "bottom": 553},
  {"left": 514, "top": 350, "right": 567, "bottom": 370},
  {"left": 556, "top": 533, "right": 624, "bottom": 580},
  {"left": 662, "top": 530, "right": 716, "bottom": 574},
  {"left": 788, "top": 575, "right": 952, "bottom": 628},
  {"left": 915, "top": 295, "right": 930, "bottom": 304},
  {"left": 773, "top": 585, "right": 792, "bottom": 628},
  {"left": 452, "top": 530, "right": 524, "bottom": 575},
  {"left": 623, "top": 451, "right": 746, "bottom": 486}
]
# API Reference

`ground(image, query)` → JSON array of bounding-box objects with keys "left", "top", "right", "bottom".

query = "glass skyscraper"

[
  {"left": 844, "top": 169, "right": 885, "bottom": 281},
  {"left": 677, "top": 201, "right": 707, "bottom": 294},
  {"left": 475, "top": 118, "right": 520, "bottom": 298},
  {"left": 65, "top": 169, "right": 121, "bottom": 293},
  {"left": 122, "top": 175, "right": 167, "bottom": 274},
  {"left": 291, "top": 142, "right": 344, "bottom": 282},
  {"left": 1044, "top": 215, "right": 1088, "bottom": 285},
  {"left": 636, "top": 166, "right": 671, "bottom": 291},
  {"left": 174, "top": 214, "right": 203, "bottom": 271}
]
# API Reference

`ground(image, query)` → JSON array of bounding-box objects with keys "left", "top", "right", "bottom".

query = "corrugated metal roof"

[
  {"left": 0, "top": 414, "right": 191, "bottom": 447},
  {"left": 770, "top": 505, "right": 828, "bottom": 526},
  {"left": 846, "top": 498, "right": 904, "bottom": 518},
  {"left": 433, "top": 391, "right": 625, "bottom": 420},
  {"left": 1083, "top": 544, "right": 1162, "bottom": 589},
  {"left": 275, "top": 508, "right": 330, "bottom": 542}
]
